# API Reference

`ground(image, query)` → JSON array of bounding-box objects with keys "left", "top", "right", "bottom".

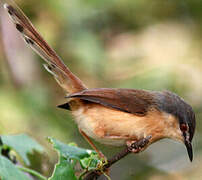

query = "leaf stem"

[{"left": 18, "top": 166, "right": 47, "bottom": 180}]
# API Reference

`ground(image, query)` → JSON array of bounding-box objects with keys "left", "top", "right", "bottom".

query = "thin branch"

[
  {"left": 105, "top": 146, "right": 131, "bottom": 169},
  {"left": 83, "top": 136, "right": 151, "bottom": 180}
]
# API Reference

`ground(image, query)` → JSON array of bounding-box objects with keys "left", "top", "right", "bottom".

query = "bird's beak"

[
  {"left": 185, "top": 140, "right": 193, "bottom": 162},
  {"left": 57, "top": 103, "right": 70, "bottom": 110}
]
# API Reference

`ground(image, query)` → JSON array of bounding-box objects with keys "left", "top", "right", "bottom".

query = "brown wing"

[{"left": 67, "top": 88, "right": 156, "bottom": 116}]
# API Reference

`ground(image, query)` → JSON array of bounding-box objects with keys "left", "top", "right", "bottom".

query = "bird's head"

[
  {"left": 155, "top": 91, "right": 196, "bottom": 161},
  {"left": 178, "top": 103, "right": 195, "bottom": 162}
]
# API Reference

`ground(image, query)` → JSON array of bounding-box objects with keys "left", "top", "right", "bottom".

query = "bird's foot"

[{"left": 126, "top": 135, "right": 152, "bottom": 153}]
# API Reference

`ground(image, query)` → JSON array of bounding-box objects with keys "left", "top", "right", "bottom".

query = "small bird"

[{"left": 3, "top": 0, "right": 196, "bottom": 162}]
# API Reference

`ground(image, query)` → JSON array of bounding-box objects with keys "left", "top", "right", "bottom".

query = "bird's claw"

[{"left": 127, "top": 135, "right": 152, "bottom": 153}]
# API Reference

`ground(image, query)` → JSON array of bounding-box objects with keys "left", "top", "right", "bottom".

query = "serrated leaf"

[
  {"left": 80, "top": 156, "right": 100, "bottom": 171},
  {"left": 48, "top": 138, "right": 101, "bottom": 179},
  {"left": 48, "top": 137, "right": 95, "bottom": 160},
  {"left": 2, "top": 134, "right": 44, "bottom": 165},
  {"left": 0, "top": 155, "right": 31, "bottom": 180},
  {"left": 48, "top": 156, "right": 77, "bottom": 180}
]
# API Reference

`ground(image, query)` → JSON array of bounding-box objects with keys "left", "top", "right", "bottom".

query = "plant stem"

[
  {"left": 18, "top": 166, "right": 47, "bottom": 180},
  {"left": 83, "top": 135, "right": 151, "bottom": 180},
  {"left": 83, "top": 148, "right": 131, "bottom": 180}
]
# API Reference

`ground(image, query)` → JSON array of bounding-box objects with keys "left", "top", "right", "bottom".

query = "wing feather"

[{"left": 67, "top": 88, "right": 156, "bottom": 116}]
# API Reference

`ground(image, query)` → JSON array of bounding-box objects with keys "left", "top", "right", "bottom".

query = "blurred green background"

[{"left": 0, "top": 0, "right": 202, "bottom": 179}]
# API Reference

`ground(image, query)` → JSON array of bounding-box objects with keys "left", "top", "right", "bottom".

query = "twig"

[
  {"left": 83, "top": 148, "right": 130, "bottom": 180},
  {"left": 105, "top": 146, "right": 131, "bottom": 169},
  {"left": 83, "top": 136, "right": 151, "bottom": 180}
]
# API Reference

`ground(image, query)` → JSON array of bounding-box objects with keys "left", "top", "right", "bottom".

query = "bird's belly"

[{"left": 72, "top": 104, "right": 159, "bottom": 146}]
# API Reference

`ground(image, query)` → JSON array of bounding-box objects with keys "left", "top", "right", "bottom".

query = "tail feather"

[
  {"left": 43, "top": 64, "right": 77, "bottom": 93},
  {"left": 3, "top": 0, "right": 86, "bottom": 93}
]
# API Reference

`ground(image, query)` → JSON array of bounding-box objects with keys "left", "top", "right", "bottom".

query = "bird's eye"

[{"left": 180, "top": 123, "right": 188, "bottom": 132}]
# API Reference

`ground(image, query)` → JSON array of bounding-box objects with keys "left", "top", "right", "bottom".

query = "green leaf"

[
  {"left": 2, "top": 134, "right": 44, "bottom": 165},
  {"left": 48, "top": 156, "right": 77, "bottom": 180},
  {"left": 80, "top": 155, "right": 100, "bottom": 170},
  {"left": 48, "top": 137, "right": 95, "bottom": 160},
  {"left": 0, "top": 155, "right": 31, "bottom": 180},
  {"left": 48, "top": 138, "right": 102, "bottom": 179},
  {"left": 48, "top": 138, "right": 100, "bottom": 179}
]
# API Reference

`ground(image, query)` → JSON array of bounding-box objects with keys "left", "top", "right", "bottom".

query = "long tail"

[{"left": 2, "top": 0, "right": 87, "bottom": 94}]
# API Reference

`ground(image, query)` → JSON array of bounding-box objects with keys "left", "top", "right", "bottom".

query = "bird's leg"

[
  {"left": 79, "top": 129, "right": 106, "bottom": 159},
  {"left": 126, "top": 135, "right": 152, "bottom": 153}
]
